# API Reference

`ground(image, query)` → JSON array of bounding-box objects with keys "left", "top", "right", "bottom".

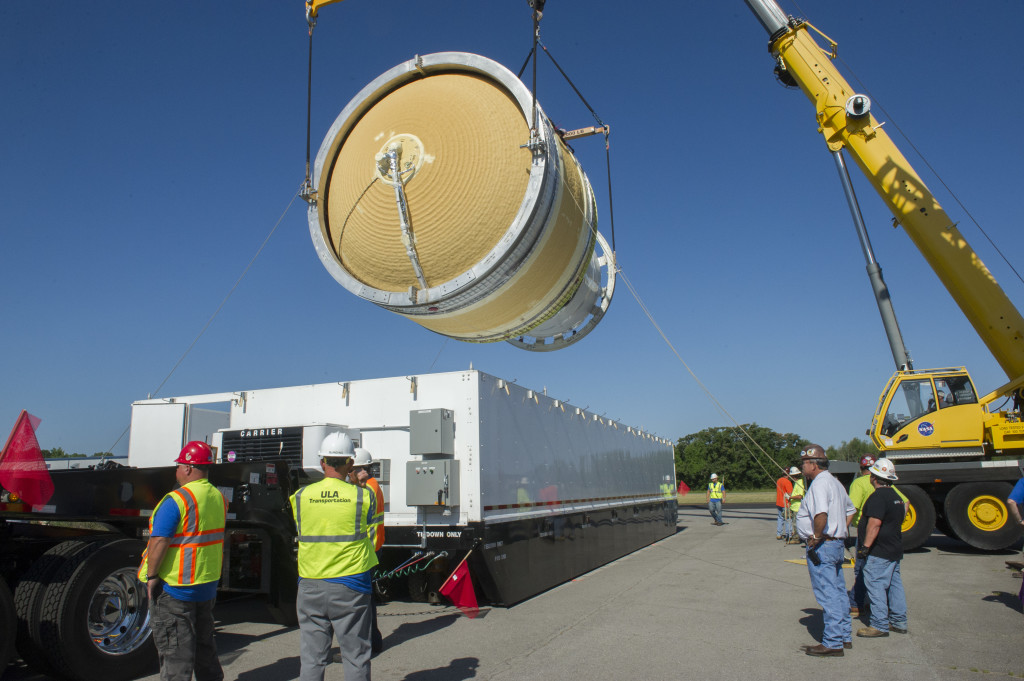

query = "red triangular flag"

[
  {"left": 0, "top": 411, "right": 54, "bottom": 506},
  {"left": 439, "top": 551, "right": 479, "bottom": 618},
  {"left": 677, "top": 480, "right": 690, "bottom": 496}
]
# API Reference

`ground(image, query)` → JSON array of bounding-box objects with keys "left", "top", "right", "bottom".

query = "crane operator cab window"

[
  {"left": 934, "top": 376, "right": 977, "bottom": 408},
  {"left": 881, "top": 375, "right": 978, "bottom": 437}
]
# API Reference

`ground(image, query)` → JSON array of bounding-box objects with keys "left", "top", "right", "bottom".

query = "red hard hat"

[
  {"left": 859, "top": 455, "right": 876, "bottom": 468},
  {"left": 175, "top": 441, "right": 214, "bottom": 465}
]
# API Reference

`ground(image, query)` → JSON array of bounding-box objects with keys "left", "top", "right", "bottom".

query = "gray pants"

[
  {"left": 297, "top": 579, "right": 372, "bottom": 681},
  {"left": 150, "top": 592, "right": 223, "bottom": 681}
]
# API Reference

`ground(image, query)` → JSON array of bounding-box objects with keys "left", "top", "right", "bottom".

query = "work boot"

[
  {"left": 890, "top": 625, "right": 908, "bottom": 634},
  {"left": 843, "top": 642, "right": 852, "bottom": 650},
  {"left": 803, "top": 644, "right": 843, "bottom": 657},
  {"left": 856, "top": 626, "right": 889, "bottom": 638}
]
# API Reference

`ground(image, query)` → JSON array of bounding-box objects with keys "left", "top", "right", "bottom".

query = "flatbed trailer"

[{"left": 0, "top": 370, "right": 677, "bottom": 680}]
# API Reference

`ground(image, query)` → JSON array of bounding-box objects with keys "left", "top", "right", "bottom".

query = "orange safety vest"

[
  {"left": 138, "top": 478, "right": 227, "bottom": 586},
  {"left": 367, "top": 477, "right": 385, "bottom": 552}
]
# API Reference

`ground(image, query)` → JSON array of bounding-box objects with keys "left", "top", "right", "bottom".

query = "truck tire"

[
  {"left": 14, "top": 536, "right": 113, "bottom": 676},
  {"left": 944, "top": 481, "right": 1022, "bottom": 551},
  {"left": 1, "top": 577, "right": 15, "bottom": 674},
  {"left": 36, "top": 537, "right": 156, "bottom": 681},
  {"left": 899, "top": 484, "right": 936, "bottom": 551}
]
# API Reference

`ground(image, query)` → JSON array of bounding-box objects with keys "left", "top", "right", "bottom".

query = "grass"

[{"left": 677, "top": 488, "right": 776, "bottom": 504}]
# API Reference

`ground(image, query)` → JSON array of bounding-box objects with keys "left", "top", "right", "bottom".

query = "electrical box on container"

[
  {"left": 406, "top": 459, "right": 459, "bottom": 506},
  {"left": 409, "top": 408, "right": 455, "bottom": 457}
]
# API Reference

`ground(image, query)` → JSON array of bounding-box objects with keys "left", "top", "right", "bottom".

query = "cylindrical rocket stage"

[{"left": 307, "top": 52, "right": 615, "bottom": 351}]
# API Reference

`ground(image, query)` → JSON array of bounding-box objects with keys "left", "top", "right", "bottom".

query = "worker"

[
  {"left": 795, "top": 444, "right": 856, "bottom": 657},
  {"left": 787, "top": 469, "right": 805, "bottom": 544},
  {"left": 855, "top": 458, "right": 909, "bottom": 638},
  {"left": 138, "top": 441, "right": 227, "bottom": 681},
  {"left": 1008, "top": 473, "right": 1024, "bottom": 568},
  {"left": 706, "top": 473, "right": 725, "bottom": 525},
  {"left": 848, "top": 455, "right": 908, "bottom": 617},
  {"left": 350, "top": 447, "right": 385, "bottom": 656},
  {"left": 1009, "top": 474, "right": 1024, "bottom": 531},
  {"left": 291, "top": 432, "right": 378, "bottom": 681},
  {"left": 775, "top": 467, "right": 796, "bottom": 539}
]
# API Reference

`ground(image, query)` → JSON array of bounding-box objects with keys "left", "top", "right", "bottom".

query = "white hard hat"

[
  {"left": 869, "top": 457, "right": 898, "bottom": 481},
  {"left": 788, "top": 466, "right": 800, "bottom": 475},
  {"left": 352, "top": 447, "right": 374, "bottom": 467},
  {"left": 319, "top": 431, "right": 355, "bottom": 459},
  {"left": 710, "top": 473, "right": 718, "bottom": 480}
]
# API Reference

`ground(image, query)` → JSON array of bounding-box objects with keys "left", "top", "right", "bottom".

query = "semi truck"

[
  {"left": 744, "top": 0, "right": 1024, "bottom": 551},
  {"left": 0, "top": 369, "right": 677, "bottom": 680}
]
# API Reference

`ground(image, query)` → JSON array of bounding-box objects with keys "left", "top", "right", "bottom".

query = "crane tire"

[
  {"left": 14, "top": 536, "right": 115, "bottom": 676},
  {"left": 36, "top": 537, "right": 155, "bottom": 681},
  {"left": 935, "top": 511, "right": 959, "bottom": 540},
  {"left": 898, "top": 484, "right": 936, "bottom": 551},
  {"left": 945, "top": 481, "right": 1022, "bottom": 551},
  {"left": 0, "top": 576, "right": 15, "bottom": 674}
]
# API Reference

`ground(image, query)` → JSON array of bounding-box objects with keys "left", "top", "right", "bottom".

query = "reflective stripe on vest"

[
  {"left": 290, "top": 477, "right": 378, "bottom": 579},
  {"left": 138, "top": 479, "right": 227, "bottom": 586},
  {"left": 709, "top": 481, "right": 724, "bottom": 499}
]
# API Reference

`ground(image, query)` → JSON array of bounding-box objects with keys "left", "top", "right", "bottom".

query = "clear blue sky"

[{"left": 2, "top": 1, "right": 1022, "bottom": 457}]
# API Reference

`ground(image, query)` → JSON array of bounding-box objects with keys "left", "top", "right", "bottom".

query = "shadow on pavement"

[
  {"left": 384, "top": 612, "right": 461, "bottom": 649},
  {"left": 981, "top": 590, "right": 1024, "bottom": 614},
  {"left": 401, "top": 656, "right": 480, "bottom": 681},
  {"left": 906, "top": 533, "right": 1023, "bottom": 556},
  {"left": 236, "top": 656, "right": 301, "bottom": 681},
  {"left": 798, "top": 607, "right": 824, "bottom": 641}
]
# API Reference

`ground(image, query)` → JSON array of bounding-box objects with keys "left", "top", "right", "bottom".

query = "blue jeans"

[
  {"left": 776, "top": 506, "right": 791, "bottom": 537},
  {"left": 806, "top": 539, "right": 851, "bottom": 649},
  {"left": 848, "top": 555, "right": 866, "bottom": 610},
  {"left": 862, "top": 555, "right": 907, "bottom": 633},
  {"left": 708, "top": 499, "right": 723, "bottom": 523}
]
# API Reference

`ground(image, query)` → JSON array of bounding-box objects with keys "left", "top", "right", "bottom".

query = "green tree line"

[
  {"left": 42, "top": 448, "right": 114, "bottom": 458},
  {"left": 675, "top": 424, "right": 878, "bottom": 491}
]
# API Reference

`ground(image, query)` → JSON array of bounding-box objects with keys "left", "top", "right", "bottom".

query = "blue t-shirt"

[
  {"left": 325, "top": 570, "right": 374, "bottom": 594},
  {"left": 1009, "top": 478, "right": 1024, "bottom": 506},
  {"left": 150, "top": 496, "right": 218, "bottom": 602}
]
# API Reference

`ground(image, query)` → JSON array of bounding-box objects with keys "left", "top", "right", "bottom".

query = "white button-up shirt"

[{"left": 795, "top": 469, "right": 855, "bottom": 539}]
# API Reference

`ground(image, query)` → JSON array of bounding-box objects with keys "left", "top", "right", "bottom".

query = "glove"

[{"left": 856, "top": 545, "right": 870, "bottom": 560}]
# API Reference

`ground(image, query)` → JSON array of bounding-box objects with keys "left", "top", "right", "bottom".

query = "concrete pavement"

[{"left": 5, "top": 503, "right": 1022, "bottom": 680}]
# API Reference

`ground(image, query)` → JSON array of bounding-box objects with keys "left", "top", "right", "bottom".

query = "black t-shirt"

[{"left": 857, "top": 486, "right": 905, "bottom": 561}]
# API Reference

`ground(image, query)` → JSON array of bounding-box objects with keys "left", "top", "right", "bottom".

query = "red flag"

[
  {"left": 677, "top": 481, "right": 690, "bottom": 496},
  {"left": 0, "top": 411, "right": 54, "bottom": 506},
  {"left": 439, "top": 551, "right": 479, "bottom": 618}
]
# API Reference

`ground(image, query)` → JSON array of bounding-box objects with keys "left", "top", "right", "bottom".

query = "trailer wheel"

[
  {"left": 14, "top": 536, "right": 113, "bottom": 676},
  {"left": 36, "top": 538, "right": 156, "bottom": 681},
  {"left": 898, "top": 484, "right": 935, "bottom": 551},
  {"left": 1, "top": 577, "right": 15, "bottom": 674},
  {"left": 945, "top": 481, "right": 1022, "bottom": 551}
]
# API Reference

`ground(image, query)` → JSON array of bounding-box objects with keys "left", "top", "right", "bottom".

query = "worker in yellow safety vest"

[
  {"left": 787, "top": 473, "right": 806, "bottom": 544},
  {"left": 291, "top": 432, "right": 378, "bottom": 681},
  {"left": 707, "top": 473, "right": 725, "bottom": 525},
  {"left": 138, "top": 440, "right": 227, "bottom": 681}
]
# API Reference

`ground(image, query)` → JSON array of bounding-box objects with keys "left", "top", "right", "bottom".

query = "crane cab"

[{"left": 869, "top": 368, "right": 987, "bottom": 459}]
